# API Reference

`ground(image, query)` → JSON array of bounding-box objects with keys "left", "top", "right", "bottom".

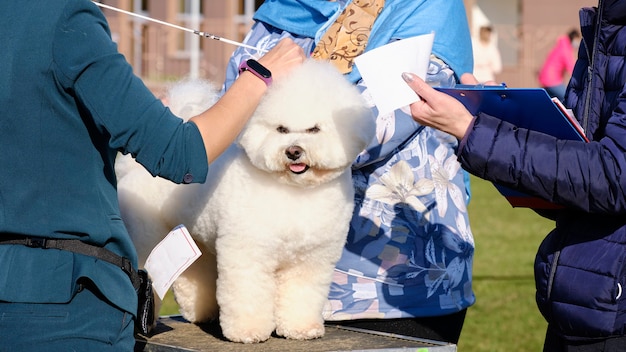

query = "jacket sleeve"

[
  {"left": 458, "top": 102, "right": 626, "bottom": 214},
  {"left": 52, "top": 0, "right": 208, "bottom": 184}
]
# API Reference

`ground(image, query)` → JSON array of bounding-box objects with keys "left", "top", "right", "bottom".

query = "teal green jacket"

[{"left": 0, "top": 0, "right": 208, "bottom": 314}]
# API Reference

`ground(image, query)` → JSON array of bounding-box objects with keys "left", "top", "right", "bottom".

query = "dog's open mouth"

[{"left": 289, "top": 163, "right": 310, "bottom": 174}]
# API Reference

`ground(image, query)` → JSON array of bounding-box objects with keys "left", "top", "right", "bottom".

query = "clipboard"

[{"left": 435, "top": 86, "right": 589, "bottom": 209}]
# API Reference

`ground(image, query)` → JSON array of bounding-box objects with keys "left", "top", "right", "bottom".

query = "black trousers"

[
  {"left": 544, "top": 328, "right": 626, "bottom": 352},
  {"left": 327, "top": 309, "right": 467, "bottom": 344}
]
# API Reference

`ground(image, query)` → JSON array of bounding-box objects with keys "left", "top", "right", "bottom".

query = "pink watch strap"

[{"left": 238, "top": 59, "right": 273, "bottom": 86}]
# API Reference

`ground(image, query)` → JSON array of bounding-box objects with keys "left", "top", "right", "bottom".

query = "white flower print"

[
  {"left": 441, "top": 213, "right": 474, "bottom": 289},
  {"left": 366, "top": 160, "right": 434, "bottom": 214},
  {"left": 428, "top": 144, "right": 467, "bottom": 217}
]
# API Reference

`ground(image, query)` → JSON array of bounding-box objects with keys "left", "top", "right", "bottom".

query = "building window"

[
  {"left": 175, "top": 0, "right": 204, "bottom": 57},
  {"left": 178, "top": 0, "right": 204, "bottom": 14}
]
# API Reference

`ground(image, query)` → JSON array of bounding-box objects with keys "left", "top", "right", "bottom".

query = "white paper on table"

[
  {"left": 144, "top": 224, "right": 202, "bottom": 299},
  {"left": 354, "top": 32, "right": 435, "bottom": 115}
]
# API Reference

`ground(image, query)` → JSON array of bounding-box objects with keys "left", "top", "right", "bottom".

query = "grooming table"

[{"left": 135, "top": 315, "right": 457, "bottom": 352}]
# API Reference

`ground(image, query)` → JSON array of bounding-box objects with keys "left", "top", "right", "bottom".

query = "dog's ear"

[
  {"left": 352, "top": 106, "right": 376, "bottom": 148},
  {"left": 334, "top": 105, "right": 376, "bottom": 152}
]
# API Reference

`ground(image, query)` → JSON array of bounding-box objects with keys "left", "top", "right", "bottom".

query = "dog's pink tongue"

[{"left": 290, "top": 163, "right": 307, "bottom": 173}]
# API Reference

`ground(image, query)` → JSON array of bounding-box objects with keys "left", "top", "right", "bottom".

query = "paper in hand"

[{"left": 354, "top": 32, "right": 434, "bottom": 115}]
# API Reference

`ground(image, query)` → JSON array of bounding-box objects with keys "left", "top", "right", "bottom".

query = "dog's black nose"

[{"left": 286, "top": 146, "right": 303, "bottom": 160}]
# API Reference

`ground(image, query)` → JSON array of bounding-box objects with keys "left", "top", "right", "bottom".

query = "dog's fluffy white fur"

[
  {"left": 118, "top": 60, "right": 375, "bottom": 343},
  {"left": 116, "top": 78, "right": 219, "bottom": 265}
]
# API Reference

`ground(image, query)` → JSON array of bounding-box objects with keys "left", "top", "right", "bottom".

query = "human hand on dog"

[
  {"left": 402, "top": 72, "right": 477, "bottom": 139},
  {"left": 190, "top": 40, "right": 305, "bottom": 163},
  {"left": 257, "top": 38, "right": 306, "bottom": 83}
]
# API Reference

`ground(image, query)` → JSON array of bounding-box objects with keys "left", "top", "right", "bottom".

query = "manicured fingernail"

[{"left": 402, "top": 72, "right": 414, "bottom": 83}]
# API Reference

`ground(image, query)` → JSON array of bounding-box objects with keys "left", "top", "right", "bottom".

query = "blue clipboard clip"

[{"left": 453, "top": 83, "right": 507, "bottom": 89}]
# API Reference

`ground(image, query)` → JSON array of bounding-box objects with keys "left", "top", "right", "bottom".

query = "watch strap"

[{"left": 238, "top": 59, "right": 273, "bottom": 86}]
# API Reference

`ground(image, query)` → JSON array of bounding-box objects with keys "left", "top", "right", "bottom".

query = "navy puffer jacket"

[{"left": 458, "top": 0, "right": 626, "bottom": 341}]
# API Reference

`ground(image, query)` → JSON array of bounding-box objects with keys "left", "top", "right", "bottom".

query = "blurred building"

[
  {"left": 97, "top": 0, "right": 260, "bottom": 93},
  {"left": 99, "top": 0, "right": 597, "bottom": 90},
  {"left": 468, "top": 0, "right": 596, "bottom": 87}
]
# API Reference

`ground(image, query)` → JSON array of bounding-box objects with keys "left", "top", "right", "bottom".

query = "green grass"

[
  {"left": 159, "top": 176, "right": 553, "bottom": 351},
  {"left": 459, "top": 176, "right": 552, "bottom": 351},
  {"left": 158, "top": 290, "right": 179, "bottom": 317}
]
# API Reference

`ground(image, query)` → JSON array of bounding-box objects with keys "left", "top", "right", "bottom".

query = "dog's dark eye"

[
  {"left": 277, "top": 126, "right": 289, "bottom": 134},
  {"left": 306, "top": 125, "right": 320, "bottom": 134}
]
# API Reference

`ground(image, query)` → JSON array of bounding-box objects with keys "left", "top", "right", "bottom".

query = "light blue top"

[{"left": 254, "top": 0, "right": 473, "bottom": 83}]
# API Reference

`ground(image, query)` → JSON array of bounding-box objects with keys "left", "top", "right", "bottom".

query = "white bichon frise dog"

[{"left": 118, "top": 60, "right": 375, "bottom": 343}]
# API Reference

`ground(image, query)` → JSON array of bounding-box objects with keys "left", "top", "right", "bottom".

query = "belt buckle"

[
  {"left": 26, "top": 237, "right": 47, "bottom": 248},
  {"left": 121, "top": 257, "right": 133, "bottom": 276}
]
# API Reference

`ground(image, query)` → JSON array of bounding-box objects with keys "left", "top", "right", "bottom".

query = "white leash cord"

[{"left": 92, "top": 2, "right": 267, "bottom": 53}]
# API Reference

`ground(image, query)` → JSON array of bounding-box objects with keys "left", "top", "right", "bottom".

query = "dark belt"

[{"left": 0, "top": 235, "right": 140, "bottom": 290}]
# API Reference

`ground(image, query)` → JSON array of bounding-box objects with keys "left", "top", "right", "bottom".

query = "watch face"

[{"left": 247, "top": 59, "right": 271, "bottom": 78}]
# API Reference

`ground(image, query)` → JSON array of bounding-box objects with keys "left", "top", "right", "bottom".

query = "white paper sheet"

[
  {"left": 354, "top": 32, "right": 435, "bottom": 115},
  {"left": 144, "top": 224, "right": 202, "bottom": 299}
]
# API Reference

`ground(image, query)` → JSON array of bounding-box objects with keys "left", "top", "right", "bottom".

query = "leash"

[{"left": 92, "top": 2, "right": 267, "bottom": 53}]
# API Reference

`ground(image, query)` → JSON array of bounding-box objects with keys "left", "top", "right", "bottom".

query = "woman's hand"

[
  {"left": 190, "top": 38, "right": 306, "bottom": 163},
  {"left": 257, "top": 38, "right": 306, "bottom": 83},
  {"left": 402, "top": 72, "right": 475, "bottom": 139}
]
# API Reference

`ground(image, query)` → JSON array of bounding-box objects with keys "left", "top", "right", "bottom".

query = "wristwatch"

[{"left": 238, "top": 59, "right": 273, "bottom": 86}]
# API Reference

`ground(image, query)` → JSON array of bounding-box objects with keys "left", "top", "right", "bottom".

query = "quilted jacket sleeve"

[{"left": 458, "top": 101, "right": 626, "bottom": 214}]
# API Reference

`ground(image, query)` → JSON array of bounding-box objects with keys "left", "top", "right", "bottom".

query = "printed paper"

[{"left": 144, "top": 224, "right": 202, "bottom": 299}]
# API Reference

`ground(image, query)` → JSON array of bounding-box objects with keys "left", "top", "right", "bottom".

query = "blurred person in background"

[
  {"left": 538, "top": 29, "right": 581, "bottom": 102},
  {"left": 472, "top": 25, "right": 502, "bottom": 82}
]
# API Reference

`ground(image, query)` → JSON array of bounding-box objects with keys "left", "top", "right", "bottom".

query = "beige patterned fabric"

[{"left": 311, "top": 0, "right": 385, "bottom": 74}]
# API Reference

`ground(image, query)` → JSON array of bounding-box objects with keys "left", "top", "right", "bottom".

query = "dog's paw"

[
  {"left": 221, "top": 325, "right": 274, "bottom": 344},
  {"left": 275, "top": 322, "right": 325, "bottom": 340}
]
